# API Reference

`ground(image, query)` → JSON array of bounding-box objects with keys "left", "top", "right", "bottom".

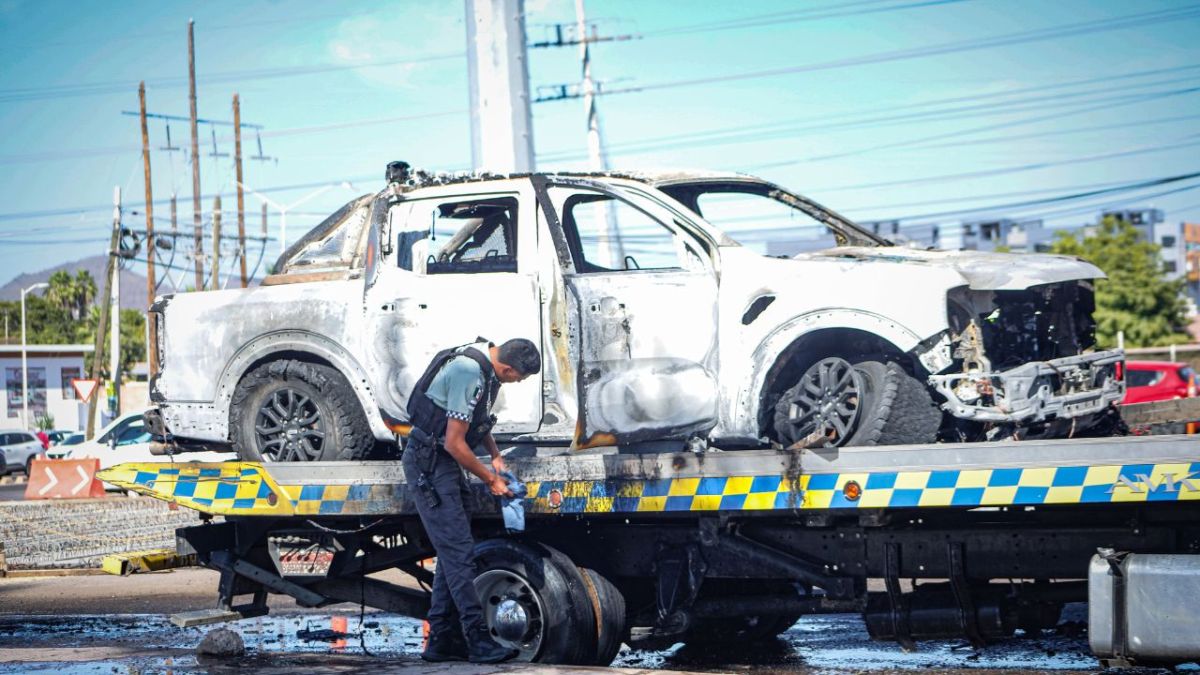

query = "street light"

[
  {"left": 237, "top": 181, "right": 358, "bottom": 256},
  {"left": 20, "top": 281, "right": 48, "bottom": 430}
]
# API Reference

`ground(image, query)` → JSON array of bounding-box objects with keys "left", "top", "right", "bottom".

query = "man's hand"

[
  {"left": 491, "top": 454, "right": 508, "bottom": 476},
  {"left": 488, "top": 472, "right": 514, "bottom": 498}
]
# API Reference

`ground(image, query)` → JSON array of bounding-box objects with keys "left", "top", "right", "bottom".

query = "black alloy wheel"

[
  {"left": 776, "top": 357, "right": 864, "bottom": 447},
  {"left": 254, "top": 387, "right": 327, "bottom": 462}
]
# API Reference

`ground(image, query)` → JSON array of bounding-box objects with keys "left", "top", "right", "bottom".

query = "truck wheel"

[
  {"left": 230, "top": 360, "right": 373, "bottom": 462},
  {"left": 473, "top": 539, "right": 597, "bottom": 664},
  {"left": 774, "top": 358, "right": 940, "bottom": 447},
  {"left": 578, "top": 567, "right": 627, "bottom": 665}
]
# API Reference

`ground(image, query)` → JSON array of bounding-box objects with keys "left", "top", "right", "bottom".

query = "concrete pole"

[
  {"left": 211, "top": 195, "right": 222, "bottom": 289},
  {"left": 575, "top": 0, "right": 623, "bottom": 268},
  {"left": 188, "top": 19, "right": 204, "bottom": 291},
  {"left": 110, "top": 227, "right": 121, "bottom": 418},
  {"left": 465, "top": 0, "right": 536, "bottom": 172}
]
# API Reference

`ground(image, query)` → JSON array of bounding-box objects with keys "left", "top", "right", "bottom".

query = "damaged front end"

[{"left": 926, "top": 283, "right": 1124, "bottom": 429}]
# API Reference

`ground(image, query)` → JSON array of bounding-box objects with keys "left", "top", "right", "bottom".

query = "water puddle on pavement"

[{"left": 0, "top": 606, "right": 1195, "bottom": 674}]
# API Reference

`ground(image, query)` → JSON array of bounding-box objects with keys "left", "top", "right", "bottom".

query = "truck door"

[
  {"left": 541, "top": 180, "right": 720, "bottom": 448},
  {"left": 363, "top": 181, "right": 543, "bottom": 436}
]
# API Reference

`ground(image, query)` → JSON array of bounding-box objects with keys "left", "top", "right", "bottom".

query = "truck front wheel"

[{"left": 230, "top": 360, "right": 373, "bottom": 462}]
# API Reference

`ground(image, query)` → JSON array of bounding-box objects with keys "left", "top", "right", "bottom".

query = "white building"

[{"left": 0, "top": 344, "right": 94, "bottom": 431}]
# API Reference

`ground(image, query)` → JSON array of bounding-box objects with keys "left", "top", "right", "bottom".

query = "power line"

[
  {"left": 0, "top": 52, "right": 464, "bottom": 104},
  {"left": 642, "top": 0, "right": 969, "bottom": 37},
  {"left": 754, "top": 84, "right": 1200, "bottom": 168},
  {"left": 587, "top": 6, "right": 1200, "bottom": 98},
  {"left": 536, "top": 64, "right": 1200, "bottom": 162},
  {"left": 797, "top": 136, "right": 1200, "bottom": 194}
]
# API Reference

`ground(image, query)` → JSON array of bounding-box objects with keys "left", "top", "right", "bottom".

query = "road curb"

[
  {"left": 3, "top": 567, "right": 108, "bottom": 578},
  {"left": 0, "top": 474, "right": 29, "bottom": 485}
]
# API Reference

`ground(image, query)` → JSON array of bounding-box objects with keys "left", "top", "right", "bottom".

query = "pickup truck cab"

[{"left": 147, "top": 164, "right": 1123, "bottom": 461}]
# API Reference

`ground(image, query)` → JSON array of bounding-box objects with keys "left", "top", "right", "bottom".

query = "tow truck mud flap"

[{"left": 1089, "top": 551, "right": 1200, "bottom": 667}]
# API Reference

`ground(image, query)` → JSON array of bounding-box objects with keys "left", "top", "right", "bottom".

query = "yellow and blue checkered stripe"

[
  {"left": 525, "top": 461, "right": 1200, "bottom": 514},
  {"left": 99, "top": 460, "right": 1200, "bottom": 517}
]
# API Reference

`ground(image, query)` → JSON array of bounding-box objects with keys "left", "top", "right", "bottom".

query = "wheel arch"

[
  {"left": 215, "top": 330, "right": 391, "bottom": 442},
  {"left": 734, "top": 310, "right": 927, "bottom": 440}
]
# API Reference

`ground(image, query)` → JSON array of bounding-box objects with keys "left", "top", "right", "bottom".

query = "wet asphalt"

[{"left": 0, "top": 603, "right": 1192, "bottom": 674}]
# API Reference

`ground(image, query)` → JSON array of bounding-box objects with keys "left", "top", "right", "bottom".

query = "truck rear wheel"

[
  {"left": 473, "top": 539, "right": 597, "bottom": 665},
  {"left": 230, "top": 360, "right": 373, "bottom": 462},
  {"left": 578, "top": 566, "right": 627, "bottom": 665},
  {"left": 773, "top": 358, "right": 940, "bottom": 447}
]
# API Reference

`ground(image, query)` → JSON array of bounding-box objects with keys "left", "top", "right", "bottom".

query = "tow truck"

[{"left": 101, "top": 430, "right": 1200, "bottom": 668}]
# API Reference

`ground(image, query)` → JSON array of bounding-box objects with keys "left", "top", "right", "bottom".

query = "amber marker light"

[{"left": 843, "top": 480, "right": 862, "bottom": 502}]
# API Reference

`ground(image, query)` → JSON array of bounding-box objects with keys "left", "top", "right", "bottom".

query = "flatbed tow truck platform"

[{"left": 99, "top": 434, "right": 1200, "bottom": 667}]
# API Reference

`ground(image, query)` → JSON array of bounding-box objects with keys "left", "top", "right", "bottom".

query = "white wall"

[{"left": 0, "top": 353, "right": 89, "bottom": 431}]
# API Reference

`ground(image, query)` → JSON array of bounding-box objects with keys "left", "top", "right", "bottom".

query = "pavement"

[
  {"left": 1, "top": 568, "right": 1180, "bottom": 674},
  {"left": 0, "top": 475, "right": 27, "bottom": 501}
]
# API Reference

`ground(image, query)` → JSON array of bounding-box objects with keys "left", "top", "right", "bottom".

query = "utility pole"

[
  {"left": 211, "top": 195, "right": 222, "bottom": 289},
  {"left": 188, "top": 19, "right": 204, "bottom": 291},
  {"left": 110, "top": 225, "right": 121, "bottom": 418},
  {"left": 233, "top": 94, "right": 248, "bottom": 288},
  {"left": 465, "top": 0, "right": 536, "bottom": 172},
  {"left": 575, "top": 0, "right": 623, "bottom": 268},
  {"left": 138, "top": 82, "right": 159, "bottom": 377},
  {"left": 87, "top": 187, "right": 120, "bottom": 439}
]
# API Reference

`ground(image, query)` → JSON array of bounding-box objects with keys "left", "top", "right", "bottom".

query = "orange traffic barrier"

[
  {"left": 332, "top": 615, "right": 348, "bottom": 651},
  {"left": 24, "top": 458, "right": 106, "bottom": 500}
]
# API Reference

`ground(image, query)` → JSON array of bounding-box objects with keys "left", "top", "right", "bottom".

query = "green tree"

[{"left": 1050, "top": 216, "right": 1189, "bottom": 348}]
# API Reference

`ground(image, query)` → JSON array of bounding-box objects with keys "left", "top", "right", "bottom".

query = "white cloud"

[{"left": 327, "top": 10, "right": 462, "bottom": 91}]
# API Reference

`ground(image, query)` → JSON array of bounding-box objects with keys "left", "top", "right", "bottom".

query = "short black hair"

[{"left": 497, "top": 338, "right": 541, "bottom": 376}]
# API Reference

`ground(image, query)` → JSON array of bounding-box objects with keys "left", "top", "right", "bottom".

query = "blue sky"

[{"left": 1, "top": 0, "right": 1198, "bottom": 285}]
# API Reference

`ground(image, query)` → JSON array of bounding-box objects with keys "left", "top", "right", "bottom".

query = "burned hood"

[{"left": 793, "top": 247, "right": 1105, "bottom": 291}]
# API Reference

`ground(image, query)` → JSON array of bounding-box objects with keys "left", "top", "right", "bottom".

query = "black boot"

[
  {"left": 467, "top": 627, "right": 519, "bottom": 664},
  {"left": 421, "top": 627, "right": 468, "bottom": 662}
]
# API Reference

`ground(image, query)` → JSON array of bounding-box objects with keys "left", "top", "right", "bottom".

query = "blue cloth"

[{"left": 499, "top": 471, "right": 528, "bottom": 533}]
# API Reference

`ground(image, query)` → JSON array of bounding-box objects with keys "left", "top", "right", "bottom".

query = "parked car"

[
  {"left": 1122, "top": 360, "right": 1197, "bottom": 404},
  {"left": 45, "top": 430, "right": 74, "bottom": 446},
  {"left": 64, "top": 411, "right": 231, "bottom": 472},
  {"left": 0, "top": 430, "right": 43, "bottom": 475},
  {"left": 46, "top": 432, "right": 85, "bottom": 459}
]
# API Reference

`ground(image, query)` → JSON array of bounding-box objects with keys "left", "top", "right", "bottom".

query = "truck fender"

[{"left": 213, "top": 330, "right": 392, "bottom": 442}]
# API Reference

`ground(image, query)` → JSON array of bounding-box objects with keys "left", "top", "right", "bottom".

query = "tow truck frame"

[{"left": 100, "top": 434, "right": 1200, "bottom": 667}]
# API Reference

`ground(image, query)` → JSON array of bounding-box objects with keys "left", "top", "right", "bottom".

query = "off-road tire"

[
  {"left": 847, "top": 360, "right": 941, "bottom": 446},
  {"left": 230, "top": 359, "right": 373, "bottom": 462},
  {"left": 774, "top": 359, "right": 940, "bottom": 447}
]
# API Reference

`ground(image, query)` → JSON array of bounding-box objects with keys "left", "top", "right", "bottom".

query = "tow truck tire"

[
  {"left": 230, "top": 359, "right": 373, "bottom": 462},
  {"left": 578, "top": 567, "right": 627, "bottom": 665},
  {"left": 473, "top": 539, "right": 597, "bottom": 665}
]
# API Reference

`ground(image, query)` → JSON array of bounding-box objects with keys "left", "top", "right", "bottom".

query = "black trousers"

[{"left": 402, "top": 444, "right": 485, "bottom": 639}]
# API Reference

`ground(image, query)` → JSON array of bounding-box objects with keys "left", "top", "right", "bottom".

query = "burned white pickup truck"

[{"left": 147, "top": 162, "right": 1124, "bottom": 461}]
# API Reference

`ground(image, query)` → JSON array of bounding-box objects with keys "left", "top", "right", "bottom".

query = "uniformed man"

[{"left": 402, "top": 337, "right": 541, "bottom": 664}]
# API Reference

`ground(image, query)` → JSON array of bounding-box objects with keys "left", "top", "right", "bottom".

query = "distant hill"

[{"left": 1, "top": 255, "right": 160, "bottom": 310}]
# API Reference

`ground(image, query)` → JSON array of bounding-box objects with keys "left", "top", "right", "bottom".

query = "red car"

[{"left": 1121, "top": 360, "right": 1197, "bottom": 404}]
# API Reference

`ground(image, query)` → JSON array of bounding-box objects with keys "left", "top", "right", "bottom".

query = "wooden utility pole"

[
  {"left": 87, "top": 187, "right": 121, "bottom": 439},
  {"left": 233, "top": 94, "right": 248, "bottom": 287},
  {"left": 211, "top": 195, "right": 222, "bottom": 289},
  {"left": 187, "top": 19, "right": 204, "bottom": 291},
  {"left": 138, "top": 82, "right": 159, "bottom": 376}
]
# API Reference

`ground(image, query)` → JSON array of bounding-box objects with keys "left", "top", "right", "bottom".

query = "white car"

[
  {"left": 65, "top": 411, "right": 231, "bottom": 471},
  {"left": 0, "top": 429, "right": 43, "bottom": 475}
]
